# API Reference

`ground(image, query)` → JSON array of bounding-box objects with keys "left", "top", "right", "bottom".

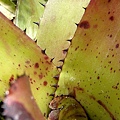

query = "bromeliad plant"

[{"left": 0, "top": 0, "right": 120, "bottom": 120}]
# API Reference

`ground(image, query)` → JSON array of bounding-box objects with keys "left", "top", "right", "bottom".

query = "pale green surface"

[
  {"left": 14, "top": 0, "right": 47, "bottom": 39},
  {"left": 36, "top": 0, "right": 90, "bottom": 66},
  {"left": 0, "top": 12, "right": 59, "bottom": 117},
  {"left": 55, "top": 0, "right": 120, "bottom": 119},
  {"left": 0, "top": 0, "right": 16, "bottom": 13},
  {"left": 0, "top": 0, "right": 16, "bottom": 19}
]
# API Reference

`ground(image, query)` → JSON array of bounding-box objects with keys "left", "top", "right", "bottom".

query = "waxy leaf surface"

[
  {"left": 0, "top": 13, "right": 59, "bottom": 117},
  {"left": 55, "top": 0, "right": 120, "bottom": 119},
  {"left": 36, "top": 0, "right": 90, "bottom": 66}
]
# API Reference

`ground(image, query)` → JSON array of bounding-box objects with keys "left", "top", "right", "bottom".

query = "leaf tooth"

[
  {"left": 83, "top": 7, "right": 87, "bottom": 11},
  {"left": 63, "top": 48, "right": 68, "bottom": 54},
  {"left": 49, "top": 93, "right": 55, "bottom": 97},
  {"left": 51, "top": 84, "right": 59, "bottom": 88},
  {"left": 53, "top": 74, "right": 59, "bottom": 80},
  {"left": 33, "top": 22, "right": 39, "bottom": 26},
  {"left": 10, "top": 17, "right": 15, "bottom": 22},
  {"left": 34, "top": 39, "right": 37, "bottom": 43},
  {"left": 41, "top": 49, "right": 46, "bottom": 55},
  {"left": 75, "top": 23, "right": 79, "bottom": 27},
  {"left": 56, "top": 66, "right": 62, "bottom": 70},
  {"left": 67, "top": 39, "right": 72, "bottom": 42},
  {"left": 50, "top": 58, "right": 54, "bottom": 62},
  {"left": 23, "top": 28, "right": 26, "bottom": 34},
  {"left": 59, "top": 59, "right": 65, "bottom": 63},
  {"left": 39, "top": 2, "right": 46, "bottom": 7}
]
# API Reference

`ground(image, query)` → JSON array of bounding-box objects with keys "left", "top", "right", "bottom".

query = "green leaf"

[
  {"left": 14, "top": 0, "right": 47, "bottom": 39},
  {"left": 55, "top": 0, "right": 120, "bottom": 119},
  {"left": 0, "top": 0, "right": 16, "bottom": 19},
  {"left": 0, "top": 12, "right": 59, "bottom": 117},
  {"left": 36, "top": 0, "right": 90, "bottom": 66},
  {"left": 0, "top": 0, "right": 16, "bottom": 13}
]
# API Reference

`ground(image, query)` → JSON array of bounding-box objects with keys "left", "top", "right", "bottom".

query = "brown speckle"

[
  {"left": 34, "top": 63, "right": 39, "bottom": 68},
  {"left": 116, "top": 44, "right": 119, "bottom": 48},
  {"left": 36, "top": 87, "right": 40, "bottom": 90},
  {"left": 97, "top": 76, "right": 100, "bottom": 79},
  {"left": 108, "top": 61, "right": 111, "bottom": 64},
  {"left": 108, "top": 0, "right": 111, "bottom": 2},
  {"left": 25, "top": 60, "right": 30, "bottom": 64},
  {"left": 75, "top": 46, "right": 79, "bottom": 51},
  {"left": 9, "top": 75, "right": 14, "bottom": 82},
  {"left": 79, "top": 21, "right": 90, "bottom": 29},
  {"left": 46, "top": 67, "right": 48, "bottom": 70},
  {"left": 112, "top": 54, "right": 114, "bottom": 57},
  {"left": 31, "top": 82, "right": 33, "bottom": 84},
  {"left": 108, "top": 11, "right": 110, "bottom": 14},
  {"left": 109, "top": 16, "right": 114, "bottom": 21},
  {"left": 110, "top": 34, "right": 112, "bottom": 38},
  {"left": 110, "top": 67, "right": 113, "bottom": 70},
  {"left": 18, "top": 64, "right": 20, "bottom": 67}
]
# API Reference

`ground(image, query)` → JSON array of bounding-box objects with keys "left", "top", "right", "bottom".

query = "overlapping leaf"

[
  {"left": 14, "top": 0, "right": 47, "bottom": 39},
  {"left": 0, "top": 12, "right": 59, "bottom": 117},
  {"left": 3, "top": 75, "right": 45, "bottom": 120},
  {"left": 0, "top": 0, "right": 16, "bottom": 19},
  {"left": 36, "top": 0, "right": 90, "bottom": 66},
  {"left": 55, "top": 0, "right": 120, "bottom": 119},
  {"left": 0, "top": 0, "right": 16, "bottom": 13}
]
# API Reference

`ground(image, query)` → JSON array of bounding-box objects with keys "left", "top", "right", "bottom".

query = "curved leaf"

[
  {"left": 14, "top": 0, "right": 47, "bottom": 39},
  {"left": 55, "top": 0, "right": 120, "bottom": 119},
  {"left": 0, "top": 12, "right": 59, "bottom": 117},
  {"left": 36, "top": 0, "right": 90, "bottom": 66}
]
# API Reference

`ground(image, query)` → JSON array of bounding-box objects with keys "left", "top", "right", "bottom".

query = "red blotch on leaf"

[
  {"left": 43, "top": 81, "right": 47, "bottom": 86},
  {"left": 79, "top": 21, "right": 90, "bottom": 29},
  {"left": 34, "top": 63, "right": 39, "bottom": 68},
  {"left": 108, "top": 0, "right": 111, "bottom": 2},
  {"left": 109, "top": 16, "right": 114, "bottom": 21},
  {"left": 44, "top": 56, "right": 49, "bottom": 60},
  {"left": 116, "top": 44, "right": 119, "bottom": 48}
]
